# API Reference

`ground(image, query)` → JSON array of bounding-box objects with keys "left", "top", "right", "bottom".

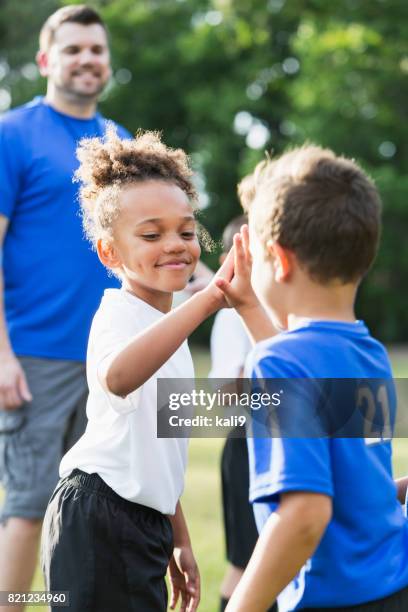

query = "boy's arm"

[
  {"left": 215, "top": 226, "right": 277, "bottom": 343},
  {"left": 226, "top": 492, "right": 332, "bottom": 612},
  {"left": 395, "top": 476, "right": 408, "bottom": 504},
  {"left": 168, "top": 501, "right": 200, "bottom": 612},
  {"left": 235, "top": 301, "right": 276, "bottom": 344}
]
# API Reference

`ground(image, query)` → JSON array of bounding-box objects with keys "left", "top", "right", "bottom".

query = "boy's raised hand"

[
  {"left": 214, "top": 225, "right": 277, "bottom": 342},
  {"left": 194, "top": 225, "right": 275, "bottom": 341},
  {"left": 168, "top": 545, "right": 200, "bottom": 612},
  {"left": 215, "top": 225, "right": 259, "bottom": 313}
]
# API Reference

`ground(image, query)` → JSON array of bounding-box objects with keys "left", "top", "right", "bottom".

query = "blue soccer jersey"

[
  {"left": 246, "top": 319, "right": 408, "bottom": 611},
  {"left": 0, "top": 97, "right": 130, "bottom": 360}
]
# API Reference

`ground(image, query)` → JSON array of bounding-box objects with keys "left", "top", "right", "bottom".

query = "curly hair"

[{"left": 75, "top": 124, "right": 198, "bottom": 248}]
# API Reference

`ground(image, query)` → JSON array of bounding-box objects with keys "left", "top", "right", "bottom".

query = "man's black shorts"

[
  {"left": 303, "top": 584, "right": 408, "bottom": 611},
  {"left": 41, "top": 469, "right": 173, "bottom": 612}
]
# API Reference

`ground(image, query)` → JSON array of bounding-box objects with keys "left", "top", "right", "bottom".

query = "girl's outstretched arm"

[{"left": 102, "top": 251, "right": 234, "bottom": 397}]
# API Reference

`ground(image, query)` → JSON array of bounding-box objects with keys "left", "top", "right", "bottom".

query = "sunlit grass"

[{"left": 2, "top": 346, "right": 408, "bottom": 612}]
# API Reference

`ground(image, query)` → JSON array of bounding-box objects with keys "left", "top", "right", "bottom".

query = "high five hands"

[
  {"left": 212, "top": 225, "right": 276, "bottom": 342},
  {"left": 214, "top": 225, "right": 259, "bottom": 313}
]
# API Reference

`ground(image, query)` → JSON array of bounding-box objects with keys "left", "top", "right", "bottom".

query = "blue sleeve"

[
  {"left": 247, "top": 351, "right": 334, "bottom": 505},
  {"left": 248, "top": 437, "right": 333, "bottom": 504},
  {"left": 0, "top": 118, "right": 25, "bottom": 219}
]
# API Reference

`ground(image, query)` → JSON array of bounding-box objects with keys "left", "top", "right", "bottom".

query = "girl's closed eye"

[
  {"left": 181, "top": 231, "right": 196, "bottom": 239},
  {"left": 141, "top": 233, "right": 160, "bottom": 240}
]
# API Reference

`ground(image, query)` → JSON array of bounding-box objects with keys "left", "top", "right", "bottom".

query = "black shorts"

[
  {"left": 221, "top": 434, "right": 278, "bottom": 612},
  {"left": 41, "top": 469, "right": 173, "bottom": 612},
  {"left": 303, "top": 584, "right": 408, "bottom": 611},
  {"left": 221, "top": 433, "right": 258, "bottom": 568}
]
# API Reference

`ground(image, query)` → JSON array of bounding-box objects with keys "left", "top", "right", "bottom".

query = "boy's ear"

[
  {"left": 266, "top": 240, "right": 292, "bottom": 281},
  {"left": 97, "top": 238, "right": 121, "bottom": 270},
  {"left": 36, "top": 50, "right": 49, "bottom": 77}
]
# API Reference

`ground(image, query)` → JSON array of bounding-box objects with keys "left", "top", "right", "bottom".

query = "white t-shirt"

[
  {"left": 209, "top": 309, "right": 252, "bottom": 378},
  {"left": 60, "top": 288, "right": 193, "bottom": 515}
]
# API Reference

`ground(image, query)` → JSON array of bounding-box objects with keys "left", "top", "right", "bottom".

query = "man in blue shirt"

[
  {"left": 216, "top": 146, "right": 408, "bottom": 611},
  {"left": 0, "top": 5, "right": 129, "bottom": 603}
]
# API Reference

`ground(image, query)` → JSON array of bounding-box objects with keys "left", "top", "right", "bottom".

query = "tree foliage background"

[{"left": 1, "top": 0, "right": 407, "bottom": 342}]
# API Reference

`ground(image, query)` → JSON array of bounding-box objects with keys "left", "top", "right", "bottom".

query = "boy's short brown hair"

[
  {"left": 247, "top": 145, "right": 381, "bottom": 284},
  {"left": 39, "top": 5, "right": 107, "bottom": 51}
]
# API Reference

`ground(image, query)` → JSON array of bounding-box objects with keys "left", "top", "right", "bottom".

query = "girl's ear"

[
  {"left": 266, "top": 240, "right": 292, "bottom": 282},
  {"left": 97, "top": 239, "right": 121, "bottom": 270}
]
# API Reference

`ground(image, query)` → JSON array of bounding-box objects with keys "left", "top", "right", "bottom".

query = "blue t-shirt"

[
  {"left": 246, "top": 320, "right": 408, "bottom": 611},
  {"left": 0, "top": 97, "right": 131, "bottom": 360}
]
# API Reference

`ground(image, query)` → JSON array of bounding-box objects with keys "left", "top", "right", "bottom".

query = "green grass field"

[{"left": 2, "top": 346, "right": 408, "bottom": 612}]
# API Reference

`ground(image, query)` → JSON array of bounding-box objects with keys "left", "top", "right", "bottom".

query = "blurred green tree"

[
  {"left": 1, "top": 0, "right": 407, "bottom": 341},
  {"left": 286, "top": 1, "right": 408, "bottom": 340}
]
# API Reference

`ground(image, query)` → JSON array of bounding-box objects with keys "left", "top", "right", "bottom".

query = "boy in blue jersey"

[{"left": 215, "top": 146, "right": 408, "bottom": 611}]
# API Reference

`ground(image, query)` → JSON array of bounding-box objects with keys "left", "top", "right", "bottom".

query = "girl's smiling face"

[{"left": 99, "top": 180, "right": 200, "bottom": 312}]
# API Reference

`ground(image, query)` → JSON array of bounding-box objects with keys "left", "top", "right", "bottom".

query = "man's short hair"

[
  {"left": 39, "top": 5, "right": 107, "bottom": 51},
  {"left": 250, "top": 145, "right": 381, "bottom": 284}
]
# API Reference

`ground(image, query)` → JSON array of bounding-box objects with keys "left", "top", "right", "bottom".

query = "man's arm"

[
  {"left": 395, "top": 476, "right": 408, "bottom": 505},
  {"left": 0, "top": 214, "right": 32, "bottom": 409},
  {"left": 0, "top": 215, "right": 11, "bottom": 355},
  {"left": 168, "top": 501, "right": 200, "bottom": 612},
  {"left": 226, "top": 492, "right": 332, "bottom": 612}
]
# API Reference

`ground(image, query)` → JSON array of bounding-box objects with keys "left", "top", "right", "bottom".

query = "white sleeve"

[
  {"left": 92, "top": 322, "right": 141, "bottom": 415},
  {"left": 209, "top": 310, "right": 252, "bottom": 379}
]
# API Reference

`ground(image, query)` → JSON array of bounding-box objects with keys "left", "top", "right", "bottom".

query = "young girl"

[{"left": 41, "top": 126, "right": 234, "bottom": 612}]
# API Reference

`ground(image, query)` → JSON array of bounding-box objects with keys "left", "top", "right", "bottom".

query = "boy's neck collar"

[{"left": 287, "top": 315, "right": 358, "bottom": 331}]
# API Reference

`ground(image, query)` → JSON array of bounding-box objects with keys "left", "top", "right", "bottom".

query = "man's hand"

[
  {"left": 0, "top": 351, "right": 32, "bottom": 410},
  {"left": 168, "top": 545, "right": 200, "bottom": 612}
]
